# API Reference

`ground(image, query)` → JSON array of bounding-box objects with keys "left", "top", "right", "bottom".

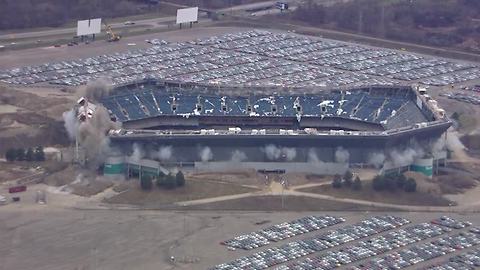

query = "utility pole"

[
  {"left": 380, "top": 4, "right": 386, "bottom": 38},
  {"left": 358, "top": 9, "right": 364, "bottom": 34}
]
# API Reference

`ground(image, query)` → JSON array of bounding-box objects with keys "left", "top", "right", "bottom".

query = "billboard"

[
  {"left": 176, "top": 7, "right": 199, "bottom": 24},
  {"left": 77, "top": 18, "right": 102, "bottom": 36}
]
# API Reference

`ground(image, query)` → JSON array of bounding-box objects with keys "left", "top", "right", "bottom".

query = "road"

[
  {"left": 0, "top": 16, "right": 179, "bottom": 41},
  {"left": 0, "top": 0, "right": 342, "bottom": 42}
]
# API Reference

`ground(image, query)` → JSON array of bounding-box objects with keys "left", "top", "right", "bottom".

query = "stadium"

[{"left": 79, "top": 80, "right": 452, "bottom": 177}]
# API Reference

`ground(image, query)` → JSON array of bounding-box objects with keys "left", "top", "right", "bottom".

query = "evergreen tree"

[
  {"left": 15, "top": 148, "right": 25, "bottom": 161},
  {"left": 352, "top": 176, "right": 362, "bottom": 190},
  {"left": 176, "top": 171, "right": 185, "bottom": 187},
  {"left": 34, "top": 146, "right": 45, "bottom": 161},
  {"left": 343, "top": 170, "right": 353, "bottom": 187},
  {"left": 25, "top": 148, "right": 35, "bottom": 162},
  {"left": 5, "top": 148, "right": 16, "bottom": 162},
  {"left": 396, "top": 174, "right": 407, "bottom": 189},
  {"left": 164, "top": 174, "right": 177, "bottom": 189},
  {"left": 404, "top": 178, "right": 417, "bottom": 192},
  {"left": 332, "top": 174, "right": 342, "bottom": 189},
  {"left": 372, "top": 175, "right": 385, "bottom": 191},
  {"left": 156, "top": 174, "right": 165, "bottom": 188}
]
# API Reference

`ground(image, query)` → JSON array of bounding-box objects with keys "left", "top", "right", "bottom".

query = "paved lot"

[
  {"left": 0, "top": 28, "right": 478, "bottom": 89},
  {"left": 1, "top": 209, "right": 480, "bottom": 270}
]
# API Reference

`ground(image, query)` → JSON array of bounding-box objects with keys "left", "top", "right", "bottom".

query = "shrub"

[
  {"left": 140, "top": 175, "right": 153, "bottom": 191},
  {"left": 25, "top": 148, "right": 35, "bottom": 162},
  {"left": 343, "top": 170, "right": 353, "bottom": 187},
  {"left": 176, "top": 171, "right": 185, "bottom": 187},
  {"left": 396, "top": 174, "right": 407, "bottom": 189},
  {"left": 404, "top": 178, "right": 417, "bottom": 192},
  {"left": 372, "top": 175, "right": 385, "bottom": 191},
  {"left": 332, "top": 174, "right": 342, "bottom": 189},
  {"left": 164, "top": 174, "right": 177, "bottom": 189},
  {"left": 5, "top": 148, "right": 16, "bottom": 162},
  {"left": 352, "top": 176, "right": 362, "bottom": 190},
  {"left": 15, "top": 148, "right": 25, "bottom": 161},
  {"left": 34, "top": 146, "right": 45, "bottom": 161}
]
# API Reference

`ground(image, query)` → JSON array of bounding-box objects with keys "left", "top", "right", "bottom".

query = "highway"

[{"left": 0, "top": 0, "right": 349, "bottom": 42}]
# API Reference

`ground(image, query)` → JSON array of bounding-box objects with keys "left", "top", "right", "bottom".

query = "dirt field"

[
  {"left": 298, "top": 181, "right": 453, "bottom": 207},
  {"left": 0, "top": 85, "right": 72, "bottom": 154}
]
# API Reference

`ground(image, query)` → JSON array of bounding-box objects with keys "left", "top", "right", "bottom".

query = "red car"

[{"left": 9, "top": 185, "right": 27, "bottom": 193}]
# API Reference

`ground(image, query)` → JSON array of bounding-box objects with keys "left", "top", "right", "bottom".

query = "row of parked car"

[
  {"left": 348, "top": 230, "right": 480, "bottom": 270},
  {"left": 194, "top": 30, "right": 480, "bottom": 86},
  {"left": 1, "top": 30, "right": 479, "bottom": 88},
  {"left": 426, "top": 246, "right": 480, "bottom": 270},
  {"left": 211, "top": 216, "right": 409, "bottom": 270},
  {"left": 221, "top": 215, "right": 345, "bottom": 250},
  {"left": 431, "top": 216, "right": 473, "bottom": 229},
  {"left": 440, "top": 92, "right": 480, "bottom": 106},
  {"left": 276, "top": 222, "right": 451, "bottom": 270}
]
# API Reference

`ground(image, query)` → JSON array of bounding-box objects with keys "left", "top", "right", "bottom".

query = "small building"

[{"left": 104, "top": 156, "right": 169, "bottom": 179}]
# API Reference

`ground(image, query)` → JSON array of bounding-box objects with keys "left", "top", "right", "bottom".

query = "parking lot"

[
  {"left": 1, "top": 30, "right": 479, "bottom": 88},
  {"left": 211, "top": 216, "right": 479, "bottom": 270},
  {"left": 221, "top": 215, "right": 345, "bottom": 251},
  {"left": 3, "top": 209, "right": 480, "bottom": 270}
]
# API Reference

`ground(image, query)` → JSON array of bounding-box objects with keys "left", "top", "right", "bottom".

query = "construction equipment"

[{"left": 104, "top": 22, "right": 121, "bottom": 42}]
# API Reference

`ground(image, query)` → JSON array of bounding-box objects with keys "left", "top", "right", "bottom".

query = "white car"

[
  {"left": 0, "top": 195, "right": 7, "bottom": 205},
  {"left": 124, "top": 21, "right": 135, "bottom": 25}
]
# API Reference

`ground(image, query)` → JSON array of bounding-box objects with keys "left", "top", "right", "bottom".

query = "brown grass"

[
  {"left": 71, "top": 181, "right": 113, "bottom": 197},
  {"left": 298, "top": 181, "right": 452, "bottom": 207},
  {"left": 436, "top": 176, "right": 477, "bottom": 194},
  {"left": 104, "top": 180, "right": 256, "bottom": 206},
  {"left": 186, "top": 195, "right": 396, "bottom": 211}
]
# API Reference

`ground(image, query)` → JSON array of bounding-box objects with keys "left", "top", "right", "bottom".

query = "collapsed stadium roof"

[
  {"left": 101, "top": 84, "right": 446, "bottom": 132},
  {"left": 94, "top": 82, "right": 451, "bottom": 173}
]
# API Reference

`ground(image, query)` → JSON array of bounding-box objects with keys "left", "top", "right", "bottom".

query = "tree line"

[
  {"left": 332, "top": 170, "right": 362, "bottom": 190},
  {"left": 372, "top": 174, "right": 417, "bottom": 193},
  {"left": 0, "top": 0, "right": 145, "bottom": 30},
  {"left": 293, "top": 0, "right": 480, "bottom": 48},
  {"left": 5, "top": 146, "right": 46, "bottom": 162},
  {"left": 331, "top": 171, "right": 417, "bottom": 193},
  {"left": 140, "top": 171, "right": 186, "bottom": 191}
]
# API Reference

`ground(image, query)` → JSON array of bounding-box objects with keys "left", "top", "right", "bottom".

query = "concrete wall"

[{"left": 194, "top": 161, "right": 349, "bottom": 175}]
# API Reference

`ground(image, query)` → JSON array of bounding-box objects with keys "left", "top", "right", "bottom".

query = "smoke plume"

[
  {"left": 307, "top": 148, "right": 320, "bottom": 163},
  {"left": 76, "top": 105, "right": 121, "bottom": 167},
  {"left": 446, "top": 131, "right": 466, "bottom": 151},
  {"left": 200, "top": 146, "right": 213, "bottom": 162},
  {"left": 386, "top": 147, "right": 423, "bottom": 168},
  {"left": 264, "top": 144, "right": 282, "bottom": 160},
  {"left": 149, "top": 145, "right": 172, "bottom": 161},
  {"left": 368, "top": 152, "right": 386, "bottom": 168},
  {"left": 129, "top": 143, "right": 144, "bottom": 162},
  {"left": 334, "top": 147, "right": 350, "bottom": 163},
  {"left": 282, "top": 147, "right": 297, "bottom": 161},
  {"left": 157, "top": 146, "right": 173, "bottom": 161},
  {"left": 231, "top": 150, "right": 247, "bottom": 162},
  {"left": 62, "top": 109, "right": 79, "bottom": 140},
  {"left": 431, "top": 136, "right": 446, "bottom": 157},
  {"left": 307, "top": 148, "right": 347, "bottom": 174},
  {"left": 263, "top": 145, "right": 297, "bottom": 161},
  {"left": 62, "top": 79, "right": 121, "bottom": 168},
  {"left": 78, "top": 77, "right": 113, "bottom": 102}
]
